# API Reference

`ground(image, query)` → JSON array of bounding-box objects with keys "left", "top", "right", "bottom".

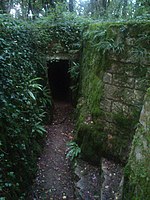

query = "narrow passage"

[
  {"left": 29, "top": 102, "right": 123, "bottom": 200},
  {"left": 31, "top": 102, "right": 75, "bottom": 199}
]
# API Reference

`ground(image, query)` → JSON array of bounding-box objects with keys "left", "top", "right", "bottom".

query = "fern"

[{"left": 66, "top": 141, "right": 81, "bottom": 161}]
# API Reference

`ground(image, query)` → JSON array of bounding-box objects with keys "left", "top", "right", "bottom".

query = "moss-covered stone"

[
  {"left": 76, "top": 123, "right": 107, "bottom": 164},
  {"left": 76, "top": 22, "right": 150, "bottom": 163},
  {"left": 123, "top": 89, "right": 150, "bottom": 200}
]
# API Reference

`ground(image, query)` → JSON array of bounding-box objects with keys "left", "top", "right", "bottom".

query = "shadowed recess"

[{"left": 48, "top": 60, "right": 71, "bottom": 102}]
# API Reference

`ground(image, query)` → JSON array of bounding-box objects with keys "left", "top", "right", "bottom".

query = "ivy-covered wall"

[
  {"left": 123, "top": 88, "right": 150, "bottom": 200},
  {"left": 0, "top": 14, "right": 83, "bottom": 199},
  {"left": 0, "top": 15, "right": 51, "bottom": 199},
  {"left": 76, "top": 22, "right": 150, "bottom": 163}
]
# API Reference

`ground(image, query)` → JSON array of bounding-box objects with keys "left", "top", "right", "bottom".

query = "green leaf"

[
  {"left": 0, "top": 197, "right": 6, "bottom": 200},
  {"left": 28, "top": 90, "right": 36, "bottom": 100},
  {"left": 29, "top": 77, "right": 42, "bottom": 83},
  {"left": 30, "top": 83, "right": 42, "bottom": 90}
]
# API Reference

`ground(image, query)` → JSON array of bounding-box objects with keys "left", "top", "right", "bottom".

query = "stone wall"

[
  {"left": 76, "top": 22, "right": 150, "bottom": 163},
  {"left": 123, "top": 89, "right": 150, "bottom": 199},
  {"left": 100, "top": 59, "right": 149, "bottom": 160}
]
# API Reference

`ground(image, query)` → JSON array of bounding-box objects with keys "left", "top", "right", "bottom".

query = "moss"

[
  {"left": 113, "top": 109, "right": 139, "bottom": 130},
  {"left": 74, "top": 31, "right": 107, "bottom": 162},
  {"left": 75, "top": 21, "right": 150, "bottom": 164},
  {"left": 76, "top": 44, "right": 105, "bottom": 119},
  {"left": 123, "top": 90, "right": 150, "bottom": 200},
  {"left": 76, "top": 123, "right": 107, "bottom": 164},
  {"left": 123, "top": 128, "right": 150, "bottom": 199}
]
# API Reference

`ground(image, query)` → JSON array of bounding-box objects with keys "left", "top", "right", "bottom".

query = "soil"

[
  {"left": 30, "top": 102, "right": 75, "bottom": 200},
  {"left": 28, "top": 101, "right": 124, "bottom": 200}
]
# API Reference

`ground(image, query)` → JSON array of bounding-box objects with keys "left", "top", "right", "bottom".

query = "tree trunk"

[
  {"left": 122, "top": 0, "right": 128, "bottom": 17},
  {"left": 50, "top": 0, "right": 55, "bottom": 7},
  {"left": 0, "top": 0, "right": 8, "bottom": 13},
  {"left": 69, "top": 0, "right": 73, "bottom": 12},
  {"left": 102, "top": 0, "right": 107, "bottom": 10},
  {"left": 28, "top": 0, "right": 33, "bottom": 18}
]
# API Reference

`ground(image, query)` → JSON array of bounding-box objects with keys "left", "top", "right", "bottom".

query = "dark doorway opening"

[{"left": 48, "top": 60, "right": 71, "bottom": 102}]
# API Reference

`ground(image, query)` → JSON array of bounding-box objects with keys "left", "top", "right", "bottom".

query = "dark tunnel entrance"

[{"left": 48, "top": 60, "right": 71, "bottom": 102}]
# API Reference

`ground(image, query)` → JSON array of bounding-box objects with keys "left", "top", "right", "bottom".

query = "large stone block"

[
  {"left": 135, "top": 78, "right": 148, "bottom": 91},
  {"left": 108, "top": 63, "right": 125, "bottom": 74},
  {"left": 122, "top": 88, "right": 144, "bottom": 106},
  {"left": 103, "top": 84, "right": 122, "bottom": 100},
  {"left": 100, "top": 98, "right": 112, "bottom": 112},
  {"left": 113, "top": 74, "right": 135, "bottom": 89},
  {"left": 112, "top": 101, "right": 129, "bottom": 115}
]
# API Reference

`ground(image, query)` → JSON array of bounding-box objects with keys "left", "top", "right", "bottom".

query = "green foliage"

[
  {"left": 0, "top": 14, "right": 51, "bottom": 199},
  {"left": 84, "top": 25, "right": 126, "bottom": 55},
  {"left": 68, "top": 61, "right": 80, "bottom": 102},
  {"left": 113, "top": 110, "right": 139, "bottom": 131},
  {"left": 66, "top": 141, "right": 81, "bottom": 161},
  {"left": 1, "top": 0, "right": 150, "bottom": 22},
  {"left": 31, "top": 12, "right": 89, "bottom": 55},
  {"left": 69, "top": 62, "right": 80, "bottom": 81},
  {"left": 75, "top": 21, "right": 150, "bottom": 164},
  {"left": 0, "top": 4, "right": 149, "bottom": 199},
  {"left": 84, "top": 22, "right": 150, "bottom": 65},
  {"left": 0, "top": 11, "right": 90, "bottom": 199},
  {"left": 84, "top": 0, "right": 150, "bottom": 21},
  {"left": 76, "top": 29, "right": 105, "bottom": 121}
]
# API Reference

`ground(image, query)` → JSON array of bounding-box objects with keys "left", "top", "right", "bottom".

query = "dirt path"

[
  {"left": 29, "top": 101, "right": 124, "bottom": 200},
  {"left": 30, "top": 102, "right": 75, "bottom": 200}
]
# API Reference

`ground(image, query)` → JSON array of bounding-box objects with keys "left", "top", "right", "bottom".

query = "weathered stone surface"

[
  {"left": 103, "top": 84, "right": 144, "bottom": 106},
  {"left": 100, "top": 99, "right": 112, "bottom": 112},
  {"left": 74, "top": 159, "right": 101, "bottom": 200},
  {"left": 103, "top": 73, "right": 113, "bottom": 84},
  {"left": 46, "top": 52, "right": 79, "bottom": 60},
  {"left": 103, "top": 121, "right": 115, "bottom": 133},
  {"left": 123, "top": 90, "right": 150, "bottom": 200},
  {"left": 123, "top": 88, "right": 135, "bottom": 103},
  {"left": 77, "top": 22, "right": 150, "bottom": 164},
  {"left": 113, "top": 74, "right": 135, "bottom": 89},
  {"left": 109, "top": 63, "right": 125, "bottom": 74},
  {"left": 121, "top": 88, "right": 144, "bottom": 106},
  {"left": 112, "top": 101, "right": 129, "bottom": 115},
  {"left": 101, "top": 158, "right": 124, "bottom": 200},
  {"left": 103, "top": 112, "right": 113, "bottom": 123},
  {"left": 73, "top": 158, "right": 124, "bottom": 200},
  {"left": 139, "top": 93, "right": 150, "bottom": 129},
  {"left": 135, "top": 78, "right": 147, "bottom": 90},
  {"left": 134, "top": 89, "right": 145, "bottom": 103},
  {"left": 103, "top": 84, "right": 121, "bottom": 100}
]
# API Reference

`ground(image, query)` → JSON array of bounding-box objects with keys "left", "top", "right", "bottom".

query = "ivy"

[
  {"left": 0, "top": 12, "right": 89, "bottom": 199},
  {"left": 0, "top": 15, "right": 51, "bottom": 199}
]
